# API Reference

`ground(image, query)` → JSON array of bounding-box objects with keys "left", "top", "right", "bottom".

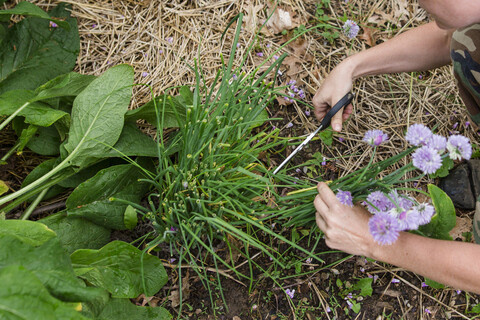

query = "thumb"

[{"left": 330, "top": 107, "right": 344, "bottom": 132}]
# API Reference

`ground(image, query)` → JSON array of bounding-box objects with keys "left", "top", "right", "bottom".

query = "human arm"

[
  {"left": 314, "top": 182, "right": 480, "bottom": 294},
  {"left": 313, "top": 21, "right": 453, "bottom": 132}
]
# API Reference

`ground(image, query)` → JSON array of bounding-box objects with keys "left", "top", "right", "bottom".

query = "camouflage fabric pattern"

[
  {"left": 451, "top": 24, "right": 480, "bottom": 125},
  {"left": 451, "top": 25, "right": 480, "bottom": 243}
]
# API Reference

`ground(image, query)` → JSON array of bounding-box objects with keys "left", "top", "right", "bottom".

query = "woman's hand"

[
  {"left": 314, "top": 182, "right": 374, "bottom": 256},
  {"left": 312, "top": 62, "right": 354, "bottom": 132}
]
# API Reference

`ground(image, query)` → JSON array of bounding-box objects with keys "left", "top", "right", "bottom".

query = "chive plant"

[{"left": 137, "top": 13, "right": 328, "bottom": 310}]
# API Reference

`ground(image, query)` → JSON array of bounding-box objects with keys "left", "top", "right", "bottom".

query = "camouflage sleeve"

[{"left": 451, "top": 24, "right": 480, "bottom": 125}]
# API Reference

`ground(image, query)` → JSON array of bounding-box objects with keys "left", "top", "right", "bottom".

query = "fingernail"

[{"left": 333, "top": 124, "right": 341, "bottom": 132}]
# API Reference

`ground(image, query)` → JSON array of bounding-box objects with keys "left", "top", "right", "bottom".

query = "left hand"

[{"left": 314, "top": 182, "right": 375, "bottom": 257}]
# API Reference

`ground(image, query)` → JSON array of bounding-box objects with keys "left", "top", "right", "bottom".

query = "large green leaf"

[
  {"left": 66, "top": 163, "right": 150, "bottom": 230},
  {"left": 61, "top": 64, "right": 134, "bottom": 168},
  {"left": 0, "top": 2, "right": 70, "bottom": 30},
  {"left": 0, "top": 265, "right": 87, "bottom": 320},
  {"left": 39, "top": 212, "right": 111, "bottom": 255},
  {"left": 125, "top": 94, "right": 186, "bottom": 128},
  {"left": 33, "top": 72, "right": 96, "bottom": 101},
  {"left": 0, "top": 234, "right": 108, "bottom": 303},
  {"left": 0, "top": 219, "right": 56, "bottom": 246},
  {"left": 0, "top": 90, "right": 69, "bottom": 126},
  {"left": 27, "top": 125, "right": 62, "bottom": 155},
  {"left": 71, "top": 241, "right": 168, "bottom": 298},
  {"left": 21, "top": 157, "right": 68, "bottom": 200},
  {"left": 418, "top": 184, "right": 457, "bottom": 240},
  {"left": 0, "top": 3, "right": 79, "bottom": 94},
  {"left": 96, "top": 298, "right": 171, "bottom": 320},
  {"left": 100, "top": 121, "right": 159, "bottom": 158}
]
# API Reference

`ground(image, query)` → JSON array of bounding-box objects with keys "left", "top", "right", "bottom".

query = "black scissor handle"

[{"left": 319, "top": 92, "right": 354, "bottom": 129}]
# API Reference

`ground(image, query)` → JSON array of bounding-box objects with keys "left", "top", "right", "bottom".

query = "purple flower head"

[
  {"left": 141, "top": 72, "right": 149, "bottom": 77},
  {"left": 391, "top": 278, "right": 400, "bottom": 284},
  {"left": 256, "top": 52, "right": 264, "bottom": 57},
  {"left": 368, "top": 211, "right": 400, "bottom": 245},
  {"left": 286, "top": 122, "right": 293, "bottom": 128},
  {"left": 336, "top": 189, "right": 353, "bottom": 207},
  {"left": 406, "top": 124, "right": 433, "bottom": 146},
  {"left": 166, "top": 37, "right": 173, "bottom": 43},
  {"left": 415, "top": 203, "right": 435, "bottom": 225},
  {"left": 273, "top": 55, "right": 279, "bottom": 60},
  {"left": 288, "top": 79, "right": 296, "bottom": 86},
  {"left": 305, "top": 109, "right": 311, "bottom": 117},
  {"left": 49, "top": 21, "right": 58, "bottom": 28},
  {"left": 232, "top": 74, "right": 238, "bottom": 80},
  {"left": 170, "top": 226, "right": 178, "bottom": 232},
  {"left": 285, "top": 289, "right": 295, "bottom": 299},
  {"left": 412, "top": 146, "right": 442, "bottom": 174},
  {"left": 321, "top": 157, "right": 327, "bottom": 166},
  {"left": 466, "top": 121, "right": 470, "bottom": 127},
  {"left": 447, "top": 135, "right": 472, "bottom": 160},
  {"left": 182, "top": 181, "right": 188, "bottom": 189},
  {"left": 365, "top": 191, "right": 392, "bottom": 214},
  {"left": 453, "top": 122, "right": 458, "bottom": 129},
  {"left": 394, "top": 208, "right": 422, "bottom": 231},
  {"left": 363, "top": 130, "right": 388, "bottom": 147},
  {"left": 427, "top": 134, "right": 447, "bottom": 153},
  {"left": 342, "top": 20, "right": 360, "bottom": 39}
]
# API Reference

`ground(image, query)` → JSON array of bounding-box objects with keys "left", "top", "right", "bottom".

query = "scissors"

[{"left": 273, "top": 92, "right": 354, "bottom": 175}]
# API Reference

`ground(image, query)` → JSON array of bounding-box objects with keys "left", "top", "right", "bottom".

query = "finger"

[
  {"left": 342, "top": 103, "right": 353, "bottom": 121},
  {"left": 313, "top": 102, "right": 328, "bottom": 122},
  {"left": 330, "top": 106, "right": 344, "bottom": 132},
  {"left": 316, "top": 182, "right": 339, "bottom": 208},
  {"left": 314, "top": 193, "right": 329, "bottom": 215},
  {"left": 315, "top": 210, "right": 328, "bottom": 232}
]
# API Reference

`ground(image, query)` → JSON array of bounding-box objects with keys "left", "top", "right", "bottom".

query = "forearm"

[
  {"left": 338, "top": 22, "right": 453, "bottom": 79},
  {"left": 370, "top": 232, "right": 480, "bottom": 294}
]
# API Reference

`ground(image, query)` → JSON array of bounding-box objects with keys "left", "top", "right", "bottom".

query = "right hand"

[{"left": 312, "top": 63, "right": 355, "bottom": 132}]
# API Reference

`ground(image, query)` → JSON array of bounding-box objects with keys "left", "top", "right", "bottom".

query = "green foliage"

[
  {"left": 66, "top": 162, "right": 151, "bottom": 230},
  {"left": 418, "top": 184, "right": 456, "bottom": 240},
  {"left": 0, "top": 220, "right": 171, "bottom": 319},
  {"left": 0, "top": 3, "right": 79, "bottom": 94},
  {"left": 429, "top": 157, "right": 454, "bottom": 179},
  {"left": 39, "top": 212, "right": 111, "bottom": 255},
  {"left": 314, "top": 0, "right": 339, "bottom": 44}
]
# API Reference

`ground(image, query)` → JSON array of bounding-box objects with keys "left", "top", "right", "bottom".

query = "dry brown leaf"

[
  {"left": 283, "top": 55, "right": 303, "bottom": 77},
  {"left": 449, "top": 216, "right": 473, "bottom": 241},
  {"left": 359, "top": 26, "right": 376, "bottom": 47},
  {"left": 289, "top": 38, "right": 308, "bottom": 57},
  {"left": 392, "top": 0, "right": 410, "bottom": 23},
  {"left": 243, "top": 2, "right": 264, "bottom": 34},
  {"left": 266, "top": 5, "right": 293, "bottom": 34}
]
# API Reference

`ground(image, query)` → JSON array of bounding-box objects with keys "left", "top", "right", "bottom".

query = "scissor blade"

[{"left": 272, "top": 124, "right": 324, "bottom": 175}]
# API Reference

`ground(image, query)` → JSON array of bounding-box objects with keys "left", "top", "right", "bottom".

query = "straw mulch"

[{"left": 14, "top": 0, "right": 480, "bottom": 318}]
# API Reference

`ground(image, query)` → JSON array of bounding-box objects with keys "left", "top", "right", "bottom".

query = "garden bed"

[{"left": 1, "top": 0, "right": 480, "bottom": 319}]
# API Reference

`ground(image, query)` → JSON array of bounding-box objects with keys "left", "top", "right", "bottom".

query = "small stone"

[{"left": 439, "top": 163, "right": 475, "bottom": 209}]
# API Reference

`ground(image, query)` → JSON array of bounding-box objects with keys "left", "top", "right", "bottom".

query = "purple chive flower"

[
  {"left": 289, "top": 92, "right": 295, "bottom": 98},
  {"left": 321, "top": 157, "right": 327, "bottom": 166},
  {"left": 412, "top": 146, "right": 442, "bottom": 174},
  {"left": 182, "top": 181, "right": 188, "bottom": 189},
  {"left": 256, "top": 52, "right": 264, "bottom": 57},
  {"left": 452, "top": 122, "right": 458, "bottom": 129},
  {"left": 368, "top": 211, "right": 400, "bottom": 245},
  {"left": 363, "top": 130, "right": 388, "bottom": 147},
  {"left": 466, "top": 121, "right": 470, "bottom": 127},
  {"left": 365, "top": 191, "right": 392, "bottom": 214},
  {"left": 232, "top": 74, "right": 238, "bottom": 80},
  {"left": 406, "top": 124, "right": 433, "bottom": 146},
  {"left": 49, "top": 21, "right": 58, "bottom": 28},
  {"left": 305, "top": 109, "right": 311, "bottom": 116},
  {"left": 286, "top": 122, "right": 293, "bottom": 128},
  {"left": 288, "top": 80, "right": 296, "bottom": 85},
  {"left": 92, "top": 23, "right": 97, "bottom": 28},
  {"left": 415, "top": 203, "right": 435, "bottom": 225},
  {"left": 391, "top": 278, "right": 400, "bottom": 284},
  {"left": 266, "top": 43, "right": 271, "bottom": 48},
  {"left": 342, "top": 20, "right": 360, "bottom": 39},
  {"left": 273, "top": 55, "right": 279, "bottom": 60},
  {"left": 168, "top": 257, "right": 176, "bottom": 264},
  {"left": 421, "top": 282, "right": 429, "bottom": 288},
  {"left": 336, "top": 190, "right": 353, "bottom": 207},
  {"left": 159, "top": 49, "right": 164, "bottom": 54},
  {"left": 326, "top": 306, "right": 331, "bottom": 313},
  {"left": 456, "top": 290, "right": 462, "bottom": 294},
  {"left": 166, "top": 37, "right": 173, "bottom": 43},
  {"left": 447, "top": 135, "right": 472, "bottom": 160},
  {"left": 425, "top": 308, "right": 431, "bottom": 314},
  {"left": 285, "top": 289, "right": 295, "bottom": 299},
  {"left": 427, "top": 134, "right": 447, "bottom": 153},
  {"left": 170, "top": 226, "right": 178, "bottom": 232},
  {"left": 295, "top": 168, "right": 301, "bottom": 173},
  {"left": 141, "top": 72, "right": 149, "bottom": 77},
  {"left": 418, "top": 75, "right": 423, "bottom": 80},
  {"left": 236, "top": 43, "right": 241, "bottom": 48},
  {"left": 395, "top": 208, "right": 422, "bottom": 231},
  {"left": 346, "top": 300, "right": 353, "bottom": 309},
  {"left": 339, "top": 137, "right": 345, "bottom": 142}
]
